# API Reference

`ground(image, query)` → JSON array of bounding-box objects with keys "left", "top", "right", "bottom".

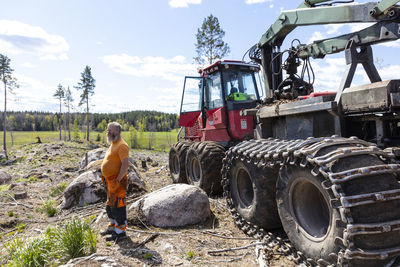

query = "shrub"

[
  {"left": 37, "top": 200, "right": 57, "bottom": 217},
  {"left": 56, "top": 217, "right": 97, "bottom": 261},
  {"left": 4, "top": 237, "right": 53, "bottom": 267},
  {"left": 3, "top": 217, "right": 97, "bottom": 266}
]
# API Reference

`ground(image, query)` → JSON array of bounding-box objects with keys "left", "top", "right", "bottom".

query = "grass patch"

[
  {"left": 50, "top": 181, "right": 67, "bottom": 197},
  {"left": 143, "top": 252, "right": 153, "bottom": 260},
  {"left": 185, "top": 250, "right": 195, "bottom": 260},
  {"left": 55, "top": 217, "right": 97, "bottom": 260},
  {"left": 36, "top": 199, "right": 57, "bottom": 217},
  {"left": 8, "top": 211, "right": 14, "bottom": 217},
  {"left": 3, "top": 217, "right": 97, "bottom": 266},
  {"left": 0, "top": 129, "right": 179, "bottom": 152},
  {"left": 0, "top": 184, "right": 11, "bottom": 192},
  {"left": 15, "top": 176, "right": 38, "bottom": 183}
]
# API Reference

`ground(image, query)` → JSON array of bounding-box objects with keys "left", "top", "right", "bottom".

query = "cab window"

[
  {"left": 223, "top": 70, "right": 258, "bottom": 101},
  {"left": 206, "top": 72, "right": 224, "bottom": 109}
]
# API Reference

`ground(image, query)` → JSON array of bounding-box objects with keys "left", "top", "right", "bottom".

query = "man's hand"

[{"left": 117, "top": 158, "right": 129, "bottom": 182}]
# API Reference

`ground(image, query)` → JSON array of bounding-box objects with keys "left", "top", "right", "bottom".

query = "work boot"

[
  {"left": 100, "top": 222, "right": 116, "bottom": 236},
  {"left": 100, "top": 227, "right": 115, "bottom": 236},
  {"left": 105, "top": 231, "right": 126, "bottom": 241}
]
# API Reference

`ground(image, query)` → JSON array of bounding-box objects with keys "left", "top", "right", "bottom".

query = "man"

[{"left": 100, "top": 122, "right": 130, "bottom": 241}]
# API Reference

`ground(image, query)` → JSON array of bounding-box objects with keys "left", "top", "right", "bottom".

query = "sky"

[{"left": 2, "top": 0, "right": 400, "bottom": 114}]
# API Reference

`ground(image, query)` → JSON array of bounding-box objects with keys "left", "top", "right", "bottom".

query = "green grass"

[
  {"left": 50, "top": 181, "right": 68, "bottom": 197},
  {"left": 185, "top": 250, "right": 195, "bottom": 260},
  {"left": 0, "top": 129, "right": 179, "bottom": 152},
  {"left": 36, "top": 199, "right": 57, "bottom": 217},
  {"left": 3, "top": 217, "right": 97, "bottom": 266}
]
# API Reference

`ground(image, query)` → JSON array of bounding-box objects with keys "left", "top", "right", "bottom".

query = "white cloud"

[
  {"left": 379, "top": 65, "right": 400, "bottom": 80},
  {"left": 8, "top": 73, "right": 58, "bottom": 111},
  {"left": 349, "top": 23, "right": 374, "bottom": 33},
  {"left": 324, "top": 24, "right": 345, "bottom": 35},
  {"left": 20, "top": 62, "right": 35, "bottom": 68},
  {"left": 101, "top": 54, "right": 197, "bottom": 82},
  {"left": 0, "top": 20, "right": 69, "bottom": 61},
  {"left": 168, "top": 0, "right": 201, "bottom": 8},
  {"left": 308, "top": 31, "right": 326, "bottom": 43},
  {"left": 246, "top": 0, "right": 272, "bottom": 4},
  {"left": 269, "top": 4, "right": 274, "bottom": 8}
]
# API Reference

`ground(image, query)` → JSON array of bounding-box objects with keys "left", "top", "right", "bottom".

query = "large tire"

[
  {"left": 169, "top": 141, "right": 190, "bottom": 183},
  {"left": 277, "top": 147, "right": 400, "bottom": 266},
  {"left": 185, "top": 142, "right": 225, "bottom": 195},
  {"left": 228, "top": 157, "right": 281, "bottom": 230}
]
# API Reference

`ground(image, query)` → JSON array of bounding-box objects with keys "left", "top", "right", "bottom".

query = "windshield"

[{"left": 222, "top": 70, "right": 258, "bottom": 101}]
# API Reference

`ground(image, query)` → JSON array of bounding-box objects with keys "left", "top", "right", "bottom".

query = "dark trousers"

[{"left": 106, "top": 205, "right": 127, "bottom": 226}]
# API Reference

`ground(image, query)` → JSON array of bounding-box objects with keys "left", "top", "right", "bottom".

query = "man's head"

[{"left": 107, "top": 122, "right": 122, "bottom": 143}]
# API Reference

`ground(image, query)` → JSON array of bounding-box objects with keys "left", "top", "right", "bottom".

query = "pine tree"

[
  {"left": 0, "top": 54, "right": 18, "bottom": 157},
  {"left": 194, "top": 14, "right": 230, "bottom": 65},
  {"left": 64, "top": 86, "right": 73, "bottom": 141},
  {"left": 75, "top": 66, "right": 95, "bottom": 141},
  {"left": 53, "top": 84, "right": 65, "bottom": 140}
]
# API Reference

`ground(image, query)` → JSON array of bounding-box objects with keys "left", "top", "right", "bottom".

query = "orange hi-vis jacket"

[{"left": 101, "top": 138, "right": 129, "bottom": 208}]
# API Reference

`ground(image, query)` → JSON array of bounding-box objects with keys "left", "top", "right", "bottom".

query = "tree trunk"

[
  {"left": 59, "top": 98, "right": 62, "bottom": 140},
  {"left": 86, "top": 95, "right": 89, "bottom": 141},
  {"left": 3, "top": 80, "right": 7, "bottom": 158},
  {"left": 67, "top": 104, "right": 70, "bottom": 141}
]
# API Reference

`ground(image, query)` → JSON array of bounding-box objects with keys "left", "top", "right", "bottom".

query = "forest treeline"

[{"left": 0, "top": 110, "right": 179, "bottom": 132}]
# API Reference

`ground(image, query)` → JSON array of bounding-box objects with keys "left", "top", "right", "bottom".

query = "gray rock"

[
  {"left": 129, "top": 184, "right": 210, "bottom": 227},
  {"left": 0, "top": 170, "right": 11, "bottom": 184},
  {"left": 60, "top": 171, "right": 105, "bottom": 209},
  {"left": 62, "top": 160, "right": 146, "bottom": 209},
  {"left": 79, "top": 148, "right": 107, "bottom": 170}
]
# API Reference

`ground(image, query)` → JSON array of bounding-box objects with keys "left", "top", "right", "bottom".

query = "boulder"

[
  {"left": 60, "top": 171, "right": 105, "bottom": 209},
  {"left": 79, "top": 148, "right": 107, "bottom": 170},
  {"left": 128, "top": 184, "right": 210, "bottom": 227},
  {"left": 61, "top": 159, "right": 146, "bottom": 209},
  {"left": 0, "top": 170, "right": 11, "bottom": 184}
]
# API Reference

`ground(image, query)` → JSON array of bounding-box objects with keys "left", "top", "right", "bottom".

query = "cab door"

[
  {"left": 179, "top": 76, "right": 203, "bottom": 127},
  {"left": 203, "top": 72, "right": 230, "bottom": 142}
]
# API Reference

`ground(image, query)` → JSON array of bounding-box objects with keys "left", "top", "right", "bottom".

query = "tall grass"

[{"left": 3, "top": 217, "right": 97, "bottom": 266}]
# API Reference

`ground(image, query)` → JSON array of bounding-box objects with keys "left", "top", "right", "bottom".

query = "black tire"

[
  {"left": 185, "top": 142, "right": 225, "bottom": 195},
  {"left": 169, "top": 141, "right": 190, "bottom": 183},
  {"left": 277, "top": 165, "right": 342, "bottom": 261},
  {"left": 277, "top": 151, "right": 400, "bottom": 266},
  {"left": 229, "top": 158, "right": 281, "bottom": 230}
]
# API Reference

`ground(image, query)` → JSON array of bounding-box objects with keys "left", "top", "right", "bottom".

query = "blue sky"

[{"left": 2, "top": 0, "right": 400, "bottom": 114}]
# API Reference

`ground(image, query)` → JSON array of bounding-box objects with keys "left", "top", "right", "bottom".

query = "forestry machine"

[{"left": 169, "top": 0, "right": 400, "bottom": 265}]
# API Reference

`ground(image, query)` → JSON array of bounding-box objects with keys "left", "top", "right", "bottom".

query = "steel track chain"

[{"left": 221, "top": 136, "right": 400, "bottom": 266}]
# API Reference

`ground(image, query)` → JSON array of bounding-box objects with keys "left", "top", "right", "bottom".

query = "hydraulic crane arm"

[
  {"left": 255, "top": 0, "right": 400, "bottom": 97},
  {"left": 259, "top": 1, "right": 400, "bottom": 49},
  {"left": 297, "top": 21, "right": 400, "bottom": 59}
]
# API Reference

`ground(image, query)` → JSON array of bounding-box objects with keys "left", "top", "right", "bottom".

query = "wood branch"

[
  {"left": 126, "top": 227, "right": 195, "bottom": 236},
  {"left": 199, "top": 253, "right": 249, "bottom": 263},
  {"left": 94, "top": 210, "right": 105, "bottom": 224},
  {"left": 5, "top": 193, "right": 33, "bottom": 209},
  {"left": 207, "top": 242, "right": 266, "bottom": 254},
  {"left": 201, "top": 230, "right": 256, "bottom": 240},
  {"left": 134, "top": 233, "right": 159, "bottom": 248}
]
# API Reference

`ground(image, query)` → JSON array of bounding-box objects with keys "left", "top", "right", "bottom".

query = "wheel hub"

[
  {"left": 291, "top": 179, "right": 330, "bottom": 239},
  {"left": 172, "top": 154, "right": 179, "bottom": 175},
  {"left": 189, "top": 157, "right": 201, "bottom": 182},
  {"left": 236, "top": 167, "right": 254, "bottom": 207}
]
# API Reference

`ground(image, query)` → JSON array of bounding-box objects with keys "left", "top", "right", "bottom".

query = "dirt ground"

[{"left": 0, "top": 141, "right": 295, "bottom": 266}]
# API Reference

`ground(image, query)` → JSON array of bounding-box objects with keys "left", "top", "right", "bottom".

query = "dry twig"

[
  {"left": 201, "top": 230, "right": 256, "bottom": 240},
  {"left": 208, "top": 242, "right": 266, "bottom": 254},
  {"left": 135, "top": 233, "right": 159, "bottom": 248}
]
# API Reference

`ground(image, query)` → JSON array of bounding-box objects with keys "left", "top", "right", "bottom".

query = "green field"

[{"left": 0, "top": 129, "right": 179, "bottom": 152}]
